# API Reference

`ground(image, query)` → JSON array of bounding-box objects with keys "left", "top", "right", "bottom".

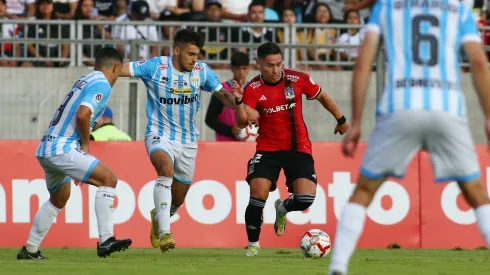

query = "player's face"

[
  {"left": 176, "top": 43, "right": 200, "bottom": 71},
  {"left": 257, "top": 54, "right": 283, "bottom": 83},
  {"left": 231, "top": 65, "right": 250, "bottom": 83}
]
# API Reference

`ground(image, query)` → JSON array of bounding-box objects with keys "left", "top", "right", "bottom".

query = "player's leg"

[
  {"left": 146, "top": 135, "right": 176, "bottom": 252},
  {"left": 328, "top": 112, "right": 422, "bottom": 275},
  {"left": 275, "top": 152, "right": 318, "bottom": 236},
  {"left": 170, "top": 144, "right": 197, "bottom": 218},
  {"left": 244, "top": 152, "right": 281, "bottom": 256},
  {"left": 17, "top": 163, "right": 70, "bottom": 260},
  {"left": 427, "top": 113, "right": 490, "bottom": 248}
]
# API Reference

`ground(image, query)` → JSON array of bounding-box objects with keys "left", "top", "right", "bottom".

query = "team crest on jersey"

[
  {"left": 93, "top": 93, "right": 103, "bottom": 104},
  {"left": 137, "top": 60, "right": 146, "bottom": 66},
  {"left": 190, "top": 77, "right": 200, "bottom": 88},
  {"left": 159, "top": 64, "right": 168, "bottom": 70},
  {"left": 285, "top": 87, "right": 295, "bottom": 100}
]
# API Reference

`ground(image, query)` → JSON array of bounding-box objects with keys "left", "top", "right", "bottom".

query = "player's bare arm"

[
  {"left": 76, "top": 105, "right": 93, "bottom": 153},
  {"left": 214, "top": 86, "right": 260, "bottom": 126},
  {"left": 315, "top": 91, "right": 349, "bottom": 135},
  {"left": 465, "top": 41, "right": 490, "bottom": 146},
  {"left": 342, "top": 31, "right": 380, "bottom": 157},
  {"left": 119, "top": 63, "right": 132, "bottom": 77}
]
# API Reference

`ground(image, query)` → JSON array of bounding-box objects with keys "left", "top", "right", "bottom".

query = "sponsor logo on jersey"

[
  {"left": 160, "top": 94, "right": 199, "bottom": 105},
  {"left": 160, "top": 76, "right": 168, "bottom": 84},
  {"left": 263, "top": 103, "right": 296, "bottom": 114},
  {"left": 173, "top": 79, "right": 188, "bottom": 86},
  {"left": 159, "top": 64, "right": 168, "bottom": 70},
  {"left": 72, "top": 80, "right": 88, "bottom": 90},
  {"left": 93, "top": 93, "right": 103, "bottom": 104},
  {"left": 190, "top": 77, "right": 200, "bottom": 88},
  {"left": 287, "top": 75, "right": 299, "bottom": 82},
  {"left": 170, "top": 87, "right": 192, "bottom": 94},
  {"left": 250, "top": 81, "right": 261, "bottom": 89}
]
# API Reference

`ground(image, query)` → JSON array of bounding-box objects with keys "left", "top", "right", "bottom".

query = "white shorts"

[
  {"left": 145, "top": 134, "right": 198, "bottom": 184},
  {"left": 361, "top": 110, "right": 480, "bottom": 183},
  {"left": 37, "top": 149, "right": 100, "bottom": 193}
]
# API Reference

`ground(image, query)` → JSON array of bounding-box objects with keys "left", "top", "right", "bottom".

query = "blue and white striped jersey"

[
  {"left": 35, "top": 71, "right": 112, "bottom": 157},
  {"left": 130, "top": 56, "right": 223, "bottom": 144},
  {"left": 366, "top": 0, "right": 481, "bottom": 117}
]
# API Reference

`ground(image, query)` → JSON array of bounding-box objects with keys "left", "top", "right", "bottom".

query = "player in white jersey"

[
  {"left": 17, "top": 48, "right": 132, "bottom": 260},
  {"left": 119, "top": 28, "right": 252, "bottom": 252},
  {"left": 328, "top": 0, "right": 490, "bottom": 274}
]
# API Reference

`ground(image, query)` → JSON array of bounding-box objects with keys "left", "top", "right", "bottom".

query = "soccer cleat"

[
  {"left": 328, "top": 272, "right": 344, "bottom": 275},
  {"left": 159, "top": 233, "right": 176, "bottom": 253},
  {"left": 97, "top": 236, "right": 132, "bottom": 258},
  {"left": 150, "top": 208, "right": 160, "bottom": 248},
  {"left": 17, "top": 246, "right": 47, "bottom": 260},
  {"left": 245, "top": 244, "right": 260, "bottom": 257},
  {"left": 274, "top": 199, "right": 287, "bottom": 236}
]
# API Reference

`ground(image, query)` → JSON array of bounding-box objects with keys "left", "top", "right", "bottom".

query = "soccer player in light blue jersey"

[
  {"left": 328, "top": 0, "right": 490, "bottom": 274},
  {"left": 17, "top": 48, "right": 132, "bottom": 260},
  {"left": 119, "top": 28, "right": 251, "bottom": 252}
]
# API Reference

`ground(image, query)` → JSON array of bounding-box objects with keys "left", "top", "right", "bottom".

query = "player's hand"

[
  {"left": 342, "top": 125, "right": 361, "bottom": 157},
  {"left": 231, "top": 80, "right": 244, "bottom": 100},
  {"left": 246, "top": 108, "right": 260, "bottom": 126},
  {"left": 232, "top": 125, "right": 242, "bottom": 137},
  {"left": 334, "top": 121, "right": 350, "bottom": 135}
]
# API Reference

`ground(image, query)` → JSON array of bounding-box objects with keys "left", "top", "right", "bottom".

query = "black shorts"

[{"left": 246, "top": 150, "right": 317, "bottom": 193}]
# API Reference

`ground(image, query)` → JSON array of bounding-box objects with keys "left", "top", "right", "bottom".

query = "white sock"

[
  {"left": 26, "top": 201, "right": 61, "bottom": 253},
  {"left": 328, "top": 202, "right": 367, "bottom": 274},
  {"left": 95, "top": 186, "right": 116, "bottom": 243},
  {"left": 170, "top": 204, "right": 180, "bottom": 217},
  {"left": 248, "top": 241, "right": 260, "bottom": 247},
  {"left": 154, "top": 176, "right": 173, "bottom": 238},
  {"left": 475, "top": 204, "right": 490, "bottom": 248}
]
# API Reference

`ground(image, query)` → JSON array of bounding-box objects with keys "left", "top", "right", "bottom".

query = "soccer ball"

[
  {"left": 236, "top": 125, "right": 259, "bottom": 142},
  {"left": 300, "top": 229, "right": 332, "bottom": 258}
]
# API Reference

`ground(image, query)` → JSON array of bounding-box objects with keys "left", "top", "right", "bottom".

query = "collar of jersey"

[{"left": 260, "top": 70, "right": 284, "bottom": 86}]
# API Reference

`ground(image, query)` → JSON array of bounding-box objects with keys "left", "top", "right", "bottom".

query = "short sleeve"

[
  {"left": 243, "top": 84, "right": 257, "bottom": 110},
  {"left": 202, "top": 63, "right": 223, "bottom": 92},
  {"left": 301, "top": 74, "right": 321, "bottom": 100},
  {"left": 364, "top": 0, "right": 382, "bottom": 34},
  {"left": 80, "top": 81, "right": 111, "bottom": 114},
  {"left": 459, "top": 6, "right": 481, "bottom": 44},
  {"left": 129, "top": 57, "right": 159, "bottom": 80}
]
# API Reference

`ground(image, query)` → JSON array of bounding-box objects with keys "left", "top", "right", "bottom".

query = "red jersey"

[{"left": 243, "top": 69, "right": 321, "bottom": 154}]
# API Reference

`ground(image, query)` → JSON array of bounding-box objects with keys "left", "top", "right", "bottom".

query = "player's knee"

[
  {"left": 155, "top": 164, "right": 174, "bottom": 177},
  {"left": 50, "top": 194, "right": 70, "bottom": 209},
  {"left": 100, "top": 171, "right": 118, "bottom": 188},
  {"left": 293, "top": 194, "right": 316, "bottom": 211}
]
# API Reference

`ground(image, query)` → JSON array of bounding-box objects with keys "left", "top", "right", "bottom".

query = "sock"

[
  {"left": 475, "top": 204, "right": 490, "bottom": 247},
  {"left": 328, "top": 202, "right": 367, "bottom": 274},
  {"left": 248, "top": 241, "right": 260, "bottom": 247},
  {"left": 95, "top": 186, "right": 116, "bottom": 243},
  {"left": 170, "top": 204, "right": 180, "bottom": 217},
  {"left": 26, "top": 201, "right": 61, "bottom": 253},
  {"left": 245, "top": 197, "right": 265, "bottom": 243},
  {"left": 154, "top": 176, "right": 173, "bottom": 238},
  {"left": 279, "top": 194, "right": 316, "bottom": 216}
]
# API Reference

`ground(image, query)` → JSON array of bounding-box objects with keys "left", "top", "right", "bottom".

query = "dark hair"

[
  {"left": 173, "top": 28, "right": 205, "bottom": 49},
  {"left": 257, "top": 42, "right": 281, "bottom": 59},
  {"left": 314, "top": 3, "right": 333, "bottom": 22},
  {"left": 0, "top": 0, "right": 6, "bottom": 5},
  {"left": 231, "top": 52, "right": 250, "bottom": 67},
  {"left": 344, "top": 9, "right": 360, "bottom": 22},
  {"left": 74, "top": 0, "right": 95, "bottom": 20},
  {"left": 94, "top": 47, "right": 123, "bottom": 69},
  {"left": 248, "top": 0, "right": 265, "bottom": 13}
]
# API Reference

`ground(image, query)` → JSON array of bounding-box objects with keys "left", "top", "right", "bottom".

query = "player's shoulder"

[
  {"left": 284, "top": 69, "right": 312, "bottom": 83},
  {"left": 244, "top": 75, "right": 262, "bottom": 90}
]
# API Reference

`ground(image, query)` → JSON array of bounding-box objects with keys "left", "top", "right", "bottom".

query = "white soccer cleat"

[{"left": 245, "top": 244, "right": 260, "bottom": 257}]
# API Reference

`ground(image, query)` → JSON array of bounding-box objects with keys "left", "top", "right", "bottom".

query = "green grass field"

[{"left": 1, "top": 247, "right": 489, "bottom": 275}]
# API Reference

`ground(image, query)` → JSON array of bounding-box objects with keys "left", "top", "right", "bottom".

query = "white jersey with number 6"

[{"left": 35, "top": 71, "right": 112, "bottom": 157}]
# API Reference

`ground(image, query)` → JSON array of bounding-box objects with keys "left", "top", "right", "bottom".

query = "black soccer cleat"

[
  {"left": 17, "top": 246, "right": 47, "bottom": 260},
  {"left": 97, "top": 236, "right": 132, "bottom": 258}
]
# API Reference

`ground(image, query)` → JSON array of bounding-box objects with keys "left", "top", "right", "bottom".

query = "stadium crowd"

[{"left": 0, "top": 0, "right": 489, "bottom": 68}]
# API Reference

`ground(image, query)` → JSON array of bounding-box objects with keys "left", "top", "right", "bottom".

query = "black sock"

[
  {"left": 284, "top": 194, "right": 316, "bottom": 212},
  {"left": 245, "top": 197, "right": 265, "bottom": 243}
]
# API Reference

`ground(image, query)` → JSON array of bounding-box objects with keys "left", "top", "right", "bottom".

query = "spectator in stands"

[
  {"left": 74, "top": 0, "right": 103, "bottom": 66},
  {"left": 306, "top": 3, "right": 338, "bottom": 70},
  {"left": 231, "top": 1, "right": 278, "bottom": 57},
  {"left": 111, "top": 0, "right": 159, "bottom": 60},
  {"left": 52, "top": 0, "right": 78, "bottom": 19},
  {"left": 111, "top": 0, "right": 128, "bottom": 18},
  {"left": 198, "top": 0, "right": 228, "bottom": 68},
  {"left": 220, "top": 0, "right": 251, "bottom": 21},
  {"left": 5, "top": 0, "right": 35, "bottom": 18},
  {"left": 337, "top": 9, "right": 363, "bottom": 67},
  {"left": 205, "top": 52, "right": 250, "bottom": 142},
  {"left": 343, "top": 0, "right": 372, "bottom": 22},
  {"left": 0, "top": 0, "right": 20, "bottom": 67},
  {"left": 273, "top": 0, "right": 317, "bottom": 23},
  {"left": 277, "top": 8, "right": 307, "bottom": 64},
  {"left": 159, "top": 0, "right": 205, "bottom": 21},
  {"left": 23, "top": 0, "right": 70, "bottom": 68},
  {"left": 94, "top": 0, "right": 115, "bottom": 18},
  {"left": 90, "top": 106, "right": 132, "bottom": 141}
]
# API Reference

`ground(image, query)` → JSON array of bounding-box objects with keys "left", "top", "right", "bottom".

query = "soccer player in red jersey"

[{"left": 232, "top": 42, "right": 350, "bottom": 256}]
